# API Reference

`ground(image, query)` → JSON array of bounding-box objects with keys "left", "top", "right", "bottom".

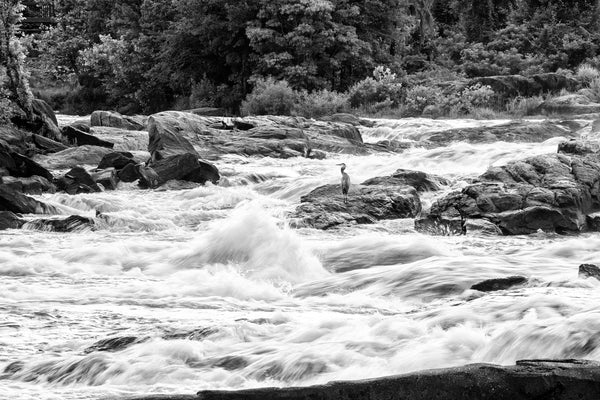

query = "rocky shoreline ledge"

[{"left": 119, "top": 359, "right": 600, "bottom": 400}]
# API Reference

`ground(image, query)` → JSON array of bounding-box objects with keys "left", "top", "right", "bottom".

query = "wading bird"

[{"left": 338, "top": 163, "right": 350, "bottom": 204}]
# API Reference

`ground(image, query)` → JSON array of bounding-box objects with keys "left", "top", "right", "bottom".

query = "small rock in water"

[
  {"left": 117, "top": 162, "right": 142, "bottom": 183},
  {"left": 0, "top": 211, "right": 25, "bottom": 230},
  {"left": 56, "top": 167, "right": 103, "bottom": 194},
  {"left": 92, "top": 168, "right": 119, "bottom": 190},
  {"left": 84, "top": 336, "right": 143, "bottom": 353},
  {"left": 24, "top": 215, "right": 95, "bottom": 233},
  {"left": 579, "top": 264, "right": 600, "bottom": 280},
  {"left": 471, "top": 276, "right": 528, "bottom": 292}
]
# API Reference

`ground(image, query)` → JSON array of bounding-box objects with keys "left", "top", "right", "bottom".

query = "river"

[{"left": 1, "top": 117, "right": 599, "bottom": 399}]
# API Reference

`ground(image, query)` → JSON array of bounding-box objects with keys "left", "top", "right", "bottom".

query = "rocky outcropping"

[
  {"left": 470, "top": 73, "right": 579, "bottom": 99},
  {"left": 535, "top": 94, "right": 600, "bottom": 115},
  {"left": 62, "top": 126, "right": 115, "bottom": 148},
  {"left": 148, "top": 111, "right": 367, "bottom": 160},
  {"left": 34, "top": 145, "right": 114, "bottom": 170},
  {"left": 0, "top": 185, "right": 57, "bottom": 214},
  {"left": 90, "top": 110, "right": 146, "bottom": 131},
  {"left": 56, "top": 167, "right": 102, "bottom": 194},
  {"left": 417, "top": 152, "right": 600, "bottom": 235},
  {"left": 192, "top": 360, "right": 600, "bottom": 400},
  {"left": 292, "top": 184, "right": 421, "bottom": 229}
]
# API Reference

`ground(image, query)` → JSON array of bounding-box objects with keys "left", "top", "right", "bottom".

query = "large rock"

[
  {"left": 0, "top": 185, "right": 57, "bottom": 214},
  {"left": 418, "top": 153, "right": 600, "bottom": 235},
  {"left": 117, "top": 163, "right": 142, "bottom": 183},
  {"left": 24, "top": 215, "right": 95, "bottom": 232},
  {"left": 362, "top": 169, "right": 449, "bottom": 192},
  {"left": 2, "top": 176, "right": 56, "bottom": 195},
  {"left": 56, "top": 167, "right": 102, "bottom": 194},
  {"left": 149, "top": 153, "right": 219, "bottom": 185},
  {"left": 32, "top": 134, "right": 68, "bottom": 154},
  {"left": 421, "top": 120, "right": 578, "bottom": 148},
  {"left": 62, "top": 126, "right": 115, "bottom": 148},
  {"left": 0, "top": 211, "right": 25, "bottom": 230},
  {"left": 579, "top": 263, "right": 600, "bottom": 280},
  {"left": 30, "top": 99, "right": 62, "bottom": 141},
  {"left": 97, "top": 152, "right": 136, "bottom": 170},
  {"left": 147, "top": 112, "right": 367, "bottom": 160},
  {"left": 89, "top": 127, "right": 149, "bottom": 151},
  {"left": 192, "top": 360, "right": 600, "bottom": 400},
  {"left": 0, "top": 141, "right": 53, "bottom": 180},
  {"left": 91, "top": 168, "right": 119, "bottom": 190},
  {"left": 292, "top": 184, "right": 421, "bottom": 229},
  {"left": 34, "top": 146, "right": 114, "bottom": 170},
  {"left": 90, "top": 110, "right": 146, "bottom": 131},
  {"left": 471, "top": 276, "right": 528, "bottom": 292}
]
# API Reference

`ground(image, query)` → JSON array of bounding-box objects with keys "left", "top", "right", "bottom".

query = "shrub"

[
  {"left": 581, "top": 78, "right": 600, "bottom": 103},
  {"left": 240, "top": 78, "right": 298, "bottom": 116},
  {"left": 293, "top": 89, "right": 349, "bottom": 118},
  {"left": 576, "top": 64, "right": 600, "bottom": 85},
  {"left": 348, "top": 66, "right": 403, "bottom": 108},
  {"left": 403, "top": 84, "right": 442, "bottom": 115},
  {"left": 505, "top": 95, "right": 544, "bottom": 117}
]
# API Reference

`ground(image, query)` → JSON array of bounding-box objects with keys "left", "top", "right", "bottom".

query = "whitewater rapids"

[{"left": 1, "top": 118, "right": 599, "bottom": 400}]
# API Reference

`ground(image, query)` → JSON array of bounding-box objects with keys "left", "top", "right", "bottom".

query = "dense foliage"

[{"left": 16, "top": 0, "right": 600, "bottom": 115}]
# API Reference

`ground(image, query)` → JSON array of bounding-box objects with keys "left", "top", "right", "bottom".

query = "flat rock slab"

[
  {"left": 292, "top": 184, "right": 421, "bottom": 229},
  {"left": 119, "top": 360, "right": 600, "bottom": 400}
]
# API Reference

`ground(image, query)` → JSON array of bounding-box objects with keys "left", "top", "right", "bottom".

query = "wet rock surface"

[
  {"left": 24, "top": 215, "right": 95, "bottom": 233},
  {"left": 471, "top": 276, "right": 528, "bottom": 292},
  {"left": 292, "top": 184, "right": 421, "bottom": 229},
  {"left": 91, "top": 110, "right": 146, "bottom": 131},
  {"left": 362, "top": 169, "right": 449, "bottom": 192}
]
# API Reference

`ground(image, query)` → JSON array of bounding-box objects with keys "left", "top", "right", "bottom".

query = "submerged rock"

[
  {"left": 84, "top": 336, "right": 144, "bottom": 354},
  {"left": 292, "top": 184, "right": 421, "bottom": 229},
  {"left": 471, "top": 276, "right": 528, "bottom": 292},
  {"left": 194, "top": 359, "right": 600, "bottom": 400},
  {"left": 579, "top": 264, "right": 600, "bottom": 281},
  {"left": 24, "top": 215, "right": 95, "bottom": 232}
]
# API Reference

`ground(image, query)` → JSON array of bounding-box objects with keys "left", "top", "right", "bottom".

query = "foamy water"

[{"left": 1, "top": 117, "right": 599, "bottom": 399}]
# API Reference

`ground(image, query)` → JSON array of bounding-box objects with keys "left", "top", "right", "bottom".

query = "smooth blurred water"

[{"left": 1, "top": 117, "right": 599, "bottom": 400}]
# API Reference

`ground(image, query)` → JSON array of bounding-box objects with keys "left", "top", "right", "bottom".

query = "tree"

[{"left": 0, "top": 0, "right": 33, "bottom": 118}]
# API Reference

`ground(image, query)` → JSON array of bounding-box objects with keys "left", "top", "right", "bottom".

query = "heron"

[{"left": 338, "top": 163, "right": 350, "bottom": 204}]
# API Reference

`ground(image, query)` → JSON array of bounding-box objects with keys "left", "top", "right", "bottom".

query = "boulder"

[
  {"left": 195, "top": 360, "right": 600, "bottom": 400},
  {"left": 471, "top": 276, "right": 528, "bottom": 292},
  {"left": 9, "top": 153, "right": 53, "bottom": 180},
  {"left": 0, "top": 184, "right": 57, "bottom": 214},
  {"left": 30, "top": 99, "right": 62, "bottom": 141},
  {"left": 558, "top": 139, "right": 600, "bottom": 156},
  {"left": 117, "top": 163, "right": 141, "bottom": 183},
  {"left": 2, "top": 176, "right": 56, "bottom": 195},
  {"left": 97, "top": 152, "right": 135, "bottom": 170},
  {"left": 470, "top": 73, "right": 578, "bottom": 99},
  {"left": 68, "top": 122, "right": 91, "bottom": 133},
  {"left": 362, "top": 169, "right": 449, "bottom": 192},
  {"left": 579, "top": 264, "right": 600, "bottom": 280},
  {"left": 143, "top": 153, "right": 220, "bottom": 186},
  {"left": 92, "top": 168, "right": 119, "bottom": 190},
  {"left": 90, "top": 110, "right": 146, "bottom": 131},
  {"left": 62, "top": 126, "right": 115, "bottom": 148},
  {"left": 24, "top": 215, "right": 95, "bottom": 232},
  {"left": 147, "top": 113, "right": 201, "bottom": 161},
  {"left": 292, "top": 184, "right": 421, "bottom": 230},
  {"left": 32, "top": 134, "right": 68, "bottom": 153},
  {"left": 56, "top": 167, "right": 102, "bottom": 194},
  {"left": 137, "top": 165, "right": 160, "bottom": 189},
  {"left": 89, "top": 127, "right": 149, "bottom": 151},
  {"left": 0, "top": 211, "right": 25, "bottom": 230},
  {"left": 34, "top": 146, "right": 114, "bottom": 170},
  {"left": 418, "top": 153, "right": 600, "bottom": 235}
]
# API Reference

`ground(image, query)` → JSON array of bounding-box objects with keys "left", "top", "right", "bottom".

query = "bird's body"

[{"left": 339, "top": 163, "right": 350, "bottom": 203}]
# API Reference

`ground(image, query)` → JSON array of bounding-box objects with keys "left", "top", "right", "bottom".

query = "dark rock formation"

[
  {"left": 24, "top": 215, "right": 95, "bottom": 232},
  {"left": 190, "top": 360, "right": 600, "bottom": 400},
  {"left": 90, "top": 110, "right": 146, "bottom": 131},
  {"left": 117, "top": 163, "right": 142, "bottom": 183},
  {"left": 0, "top": 141, "right": 53, "bottom": 180},
  {"left": 32, "top": 134, "right": 69, "bottom": 154},
  {"left": 56, "top": 167, "right": 102, "bottom": 194},
  {"left": 147, "top": 153, "right": 219, "bottom": 185},
  {"left": 30, "top": 99, "right": 62, "bottom": 141},
  {"left": 362, "top": 169, "right": 449, "bottom": 192},
  {"left": 92, "top": 168, "right": 119, "bottom": 190},
  {"left": 0, "top": 185, "right": 57, "bottom": 214},
  {"left": 97, "top": 152, "right": 136, "bottom": 170},
  {"left": 292, "top": 184, "right": 421, "bottom": 229},
  {"left": 137, "top": 165, "right": 160, "bottom": 188},
  {"left": 84, "top": 336, "right": 144, "bottom": 354},
  {"left": 471, "top": 276, "right": 528, "bottom": 292},
  {"left": 417, "top": 153, "right": 600, "bottom": 235},
  {"left": 558, "top": 139, "right": 600, "bottom": 156},
  {"left": 579, "top": 264, "right": 600, "bottom": 280},
  {"left": 62, "top": 126, "right": 115, "bottom": 148},
  {"left": 0, "top": 211, "right": 25, "bottom": 230},
  {"left": 2, "top": 176, "right": 56, "bottom": 195}
]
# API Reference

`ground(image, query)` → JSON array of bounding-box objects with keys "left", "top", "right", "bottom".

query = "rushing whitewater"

[{"left": 2, "top": 118, "right": 600, "bottom": 400}]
